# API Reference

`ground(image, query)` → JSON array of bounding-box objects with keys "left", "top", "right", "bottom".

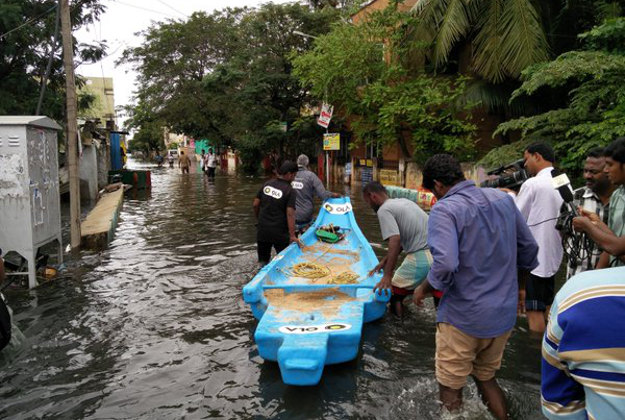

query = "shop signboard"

[{"left": 323, "top": 133, "right": 340, "bottom": 151}]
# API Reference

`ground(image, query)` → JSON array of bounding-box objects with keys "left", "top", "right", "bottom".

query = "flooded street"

[{"left": 1, "top": 161, "right": 544, "bottom": 419}]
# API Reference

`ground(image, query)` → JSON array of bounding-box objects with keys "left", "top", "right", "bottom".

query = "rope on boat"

[
  {"left": 288, "top": 262, "right": 331, "bottom": 279},
  {"left": 326, "top": 272, "right": 359, "bottom": 284},
  {"left": 279, "top": 262, "right": 360, "bottom": 284}
]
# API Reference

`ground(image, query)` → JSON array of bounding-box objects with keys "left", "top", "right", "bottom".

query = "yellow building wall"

[
  {"left": 351, "top": 0, "right": 419, "bottom": 24},
  {"left": 78, "top": 76, "right": 116, "bottom": 125}
]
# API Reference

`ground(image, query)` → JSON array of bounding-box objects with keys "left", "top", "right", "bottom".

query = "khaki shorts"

[{"left": 435, "top": 323, "right": 511, "bottom": 389}]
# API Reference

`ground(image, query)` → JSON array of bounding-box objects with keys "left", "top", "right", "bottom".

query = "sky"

[{"left": 76, "top": 0, "right": 293, "bottom": 127}]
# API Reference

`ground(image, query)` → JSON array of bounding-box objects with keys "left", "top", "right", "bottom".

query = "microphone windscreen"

[
  {"left": 551, "top": 168, "right": 575, "bottom": 203},
  {"left": 558, "top": 185, "right": 575, "bottom": 203}
]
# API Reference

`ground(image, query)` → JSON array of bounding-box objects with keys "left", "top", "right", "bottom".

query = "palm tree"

[{"left": 411, "top": 0, "right": 549, "bottom": 83}]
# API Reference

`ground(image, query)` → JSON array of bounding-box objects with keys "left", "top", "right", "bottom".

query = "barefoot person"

[
  {"left": 363, "top": 181, "right": 431, "bottom": 317},
  {"left": 413, "top": 154, "right": 538, "bottom": 419},
  {"left": 178, "top": 150, "right": 191, "bottom": 174}
]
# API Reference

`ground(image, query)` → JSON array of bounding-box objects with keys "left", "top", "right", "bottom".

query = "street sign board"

[
  {"left": 317, "top": 103, "right": 333, "bottom": 128},
  {"left": 323, "top": 133, "right": 340, "bottom": 151}
]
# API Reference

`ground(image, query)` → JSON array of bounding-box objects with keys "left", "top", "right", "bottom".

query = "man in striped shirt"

[
  {"left": 559, "top": 147, "right": 614, "bottom": 279},
  {"left": 541, "top": 267, "right": 625, "bottom": 419}
]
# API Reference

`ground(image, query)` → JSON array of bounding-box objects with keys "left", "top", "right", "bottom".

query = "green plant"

[
  {"left": 490, "top": 18, "right": 625, "bottom": 173},
  {"left": 292, "top": 6, "right": 477, "bottom": 163}
]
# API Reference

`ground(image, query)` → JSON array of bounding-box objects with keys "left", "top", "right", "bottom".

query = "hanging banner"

[
  {"left": 317, "top": 103, "right": 334, "bottom": 128},
  {"left": 323, "top": 133, "right": 340, "bottom": 151}
]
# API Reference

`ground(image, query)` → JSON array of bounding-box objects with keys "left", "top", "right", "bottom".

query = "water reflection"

[{"left": 0, "top": 160, "right": 544, "bottom": 419}]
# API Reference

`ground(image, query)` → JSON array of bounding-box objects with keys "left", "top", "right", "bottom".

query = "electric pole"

[{"left": 60, "top": 0, "right": 81, "bottom": 249}]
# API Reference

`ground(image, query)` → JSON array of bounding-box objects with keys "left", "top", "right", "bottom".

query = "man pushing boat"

[
  {"left": 253, "top": 161, "right": 302, "bottom": 266},
  {"left": 363, "top": 181, "right": 431, "bottom": 317}
]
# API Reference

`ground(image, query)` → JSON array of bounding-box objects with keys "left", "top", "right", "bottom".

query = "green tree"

[
  {"left": 0, "top": 0, "right": 106, "bottom": 120},
  {"left": 411, "top": 0, "right": 623, "bottom": 123},
  {"left": 412, "top": 0, "right": 548, "bottom": 83},
  {"left": 129, "top": 122, "right": 165, "bottom": 154},
  {"left": 412, "top": 0, "right": 622, "bottom": 83},
  {"left": 120, "top": 8, "right": 247, "bottom": 141},
  {"left": 480, "top": 18, "right": 625, "bottom": 172},
  {"left": 121, "top": 4, "right": 339, "bottom": 173},
  {"left": 292, "top": 6, "right": 477, "bottom": 163}
]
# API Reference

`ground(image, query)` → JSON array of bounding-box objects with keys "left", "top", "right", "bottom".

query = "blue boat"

[{"left": 243, "top": 197, "right": 389, "bottom": 386}]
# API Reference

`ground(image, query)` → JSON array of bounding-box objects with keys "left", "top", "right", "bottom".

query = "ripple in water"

[{"left": 0, "top": 160, "right": 544, "bottom": 419}]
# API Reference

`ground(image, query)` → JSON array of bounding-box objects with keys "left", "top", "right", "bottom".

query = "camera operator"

[
  {"left": 511, "top": 143, "right": 563, "bottom": 334},
  {"left": 573, "top": 138, "right": 625, "bottom": 267},
  {"left": 558, "top": 147, "right": 614, "bottom": 279}
]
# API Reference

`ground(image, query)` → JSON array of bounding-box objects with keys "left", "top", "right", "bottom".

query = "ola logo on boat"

[
  {"left": 279, "top": 323, "right": 352, "bottom": 334},
  {"left": 324, "top": 203, "right": 352, "bottom": 215}
]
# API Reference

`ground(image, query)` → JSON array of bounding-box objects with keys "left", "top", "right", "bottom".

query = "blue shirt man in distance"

[
  {"left": 292, "top": 154, "right": 341, "bottom": 231},
  {"left": 413, "top": 154, "right": 539, "bottom": 420}
]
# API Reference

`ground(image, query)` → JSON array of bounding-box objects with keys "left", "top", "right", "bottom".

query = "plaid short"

[{"left": 392, "top": 249, "right": 433, "bottom": 291}]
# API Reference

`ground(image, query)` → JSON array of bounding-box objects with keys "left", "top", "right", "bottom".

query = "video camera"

[{"left": 480, "top": 159, "right": 528, "bottom": 190}]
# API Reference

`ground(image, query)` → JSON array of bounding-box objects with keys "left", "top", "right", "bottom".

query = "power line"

[
  {"left": 0, "top": 4, "right": 58, "bottom": 41},
  {"left": 90, "top": 19, "right": 114, "bottom": 124},
  {"left": 110, "top": 0, "right": 180, "bottom": 19},
  {"left": 155, "top": 0, "right": 188, "bottom": 19}
]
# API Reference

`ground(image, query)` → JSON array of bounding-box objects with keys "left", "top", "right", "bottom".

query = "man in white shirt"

[
  {"left": 205, "top": 148, "right": 218, "bottom": 180},
  {"left": 514, "top": 143, "right": 563, "bottom": 333}
]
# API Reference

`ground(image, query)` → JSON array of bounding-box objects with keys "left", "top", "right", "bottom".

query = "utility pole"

[{"left": 60, "top": 0, "right": 81, "bottom": 249}]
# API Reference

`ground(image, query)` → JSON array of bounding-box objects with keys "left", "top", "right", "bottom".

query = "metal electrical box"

[{"left": 0, "top": 116, "right": 63, "bottom": 288}]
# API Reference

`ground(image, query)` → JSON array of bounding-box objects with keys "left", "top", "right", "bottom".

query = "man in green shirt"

[{"left": 573, "top": 137, "right": 625, "bottom": 267}]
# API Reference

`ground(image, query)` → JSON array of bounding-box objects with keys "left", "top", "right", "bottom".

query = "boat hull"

[{"left": 243, "top": 197, "right": 389, "bottom": 386}]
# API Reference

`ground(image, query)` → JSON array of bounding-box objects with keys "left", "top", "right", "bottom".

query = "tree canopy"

[
  {"left": 0, "top": 0, "right": 106, "bottom": 121},
  {"left": 121, "top": 3, "right": 339, "bottom": 172},
  {"left": 292, "top": 6, "right": 477, "bottom": 163},
  {"left": 480, "top": 17, "right": 625, "bottom": 171}
]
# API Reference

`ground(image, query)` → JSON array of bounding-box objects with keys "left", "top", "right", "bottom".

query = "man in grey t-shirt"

[
  {"left": 291, "top": 154, "right": 341, "bottom": 230},
  {"left": 364, "top": 181, "right": 432, "bottom": 317}
]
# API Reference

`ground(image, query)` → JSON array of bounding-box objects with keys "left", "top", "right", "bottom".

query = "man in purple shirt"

[{"left": 413, "top": 154, "right": 539, "bottom": 420}]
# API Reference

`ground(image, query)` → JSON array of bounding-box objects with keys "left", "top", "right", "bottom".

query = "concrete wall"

[
  {"left": 405, "top": 161, "right": 422, "bottom": 189},
  {"left": 79, "top": 144, "right": 98, "bottom": 202},
  {"left": 96, "top": 140, "right": 110, "bottom": 188}
]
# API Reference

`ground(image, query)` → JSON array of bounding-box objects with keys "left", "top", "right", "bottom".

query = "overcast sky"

[{"left": 76, "top": 0, "right": 293, "bottom": 125}]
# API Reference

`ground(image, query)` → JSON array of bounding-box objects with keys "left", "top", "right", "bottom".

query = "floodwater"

[{"left": 0, "top": 159, "right": 544, "bottom": 419}]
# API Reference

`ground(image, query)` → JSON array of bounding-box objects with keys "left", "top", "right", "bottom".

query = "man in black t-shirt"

[{"left": 253, "top": 161, "right": 302, "bottom": 265}]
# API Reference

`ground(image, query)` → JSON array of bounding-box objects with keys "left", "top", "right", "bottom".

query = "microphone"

[{"left": 551, "top": 168, "right": 577, "bottom": 216}]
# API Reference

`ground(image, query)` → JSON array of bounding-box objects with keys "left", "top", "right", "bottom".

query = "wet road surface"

[{"left": 0, "top": 160, "right": 544, "bottom": 419}]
